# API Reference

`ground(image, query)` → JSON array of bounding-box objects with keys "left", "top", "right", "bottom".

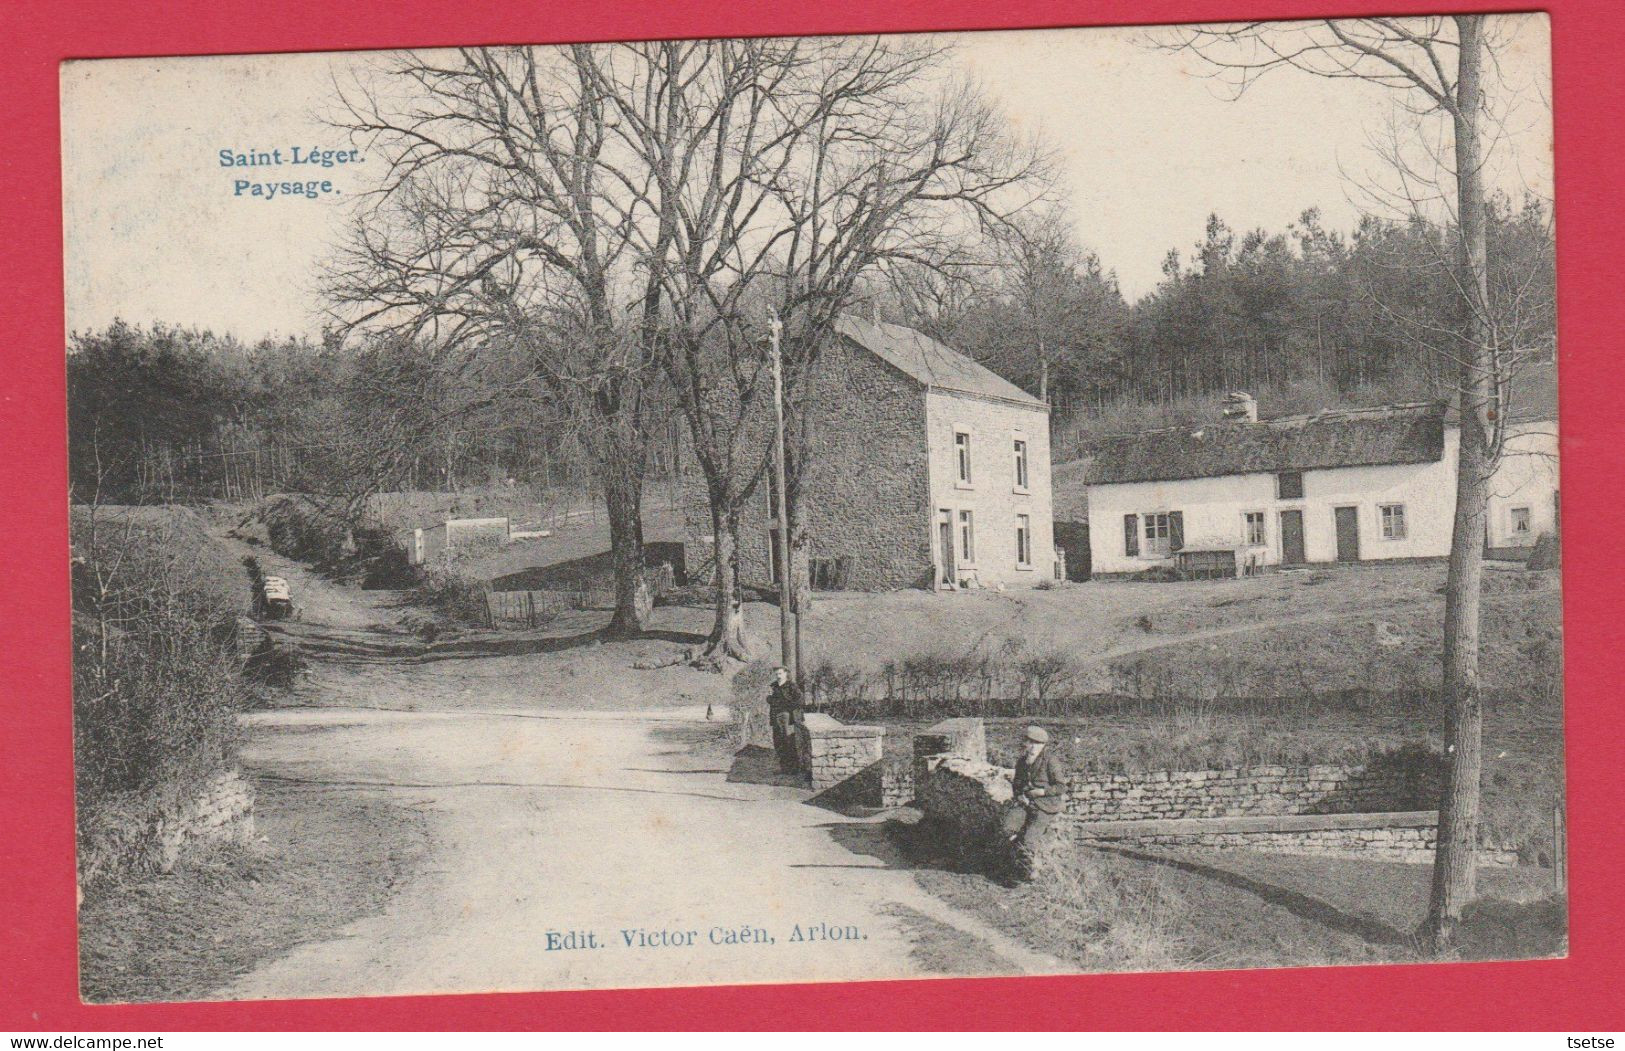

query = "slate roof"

[
  {"left": 1084, "top": 402, "right": 1448, "bottom": 486},
  {"left": 835, "top": 315, "right": 1046, "bottom": 408}
]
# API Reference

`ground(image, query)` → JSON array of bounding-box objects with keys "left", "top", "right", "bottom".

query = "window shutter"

[
  {"left": 1169, "top": 511, "right": 1185, "bottom": 552},
  {"left": 1124, "top": 514, "right": 1139, "bottom": 557}
]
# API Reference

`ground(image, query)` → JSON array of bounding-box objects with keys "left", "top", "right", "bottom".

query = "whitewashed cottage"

[{"left": 1084, "top": 362, "right": 1558, "bottom": 576}]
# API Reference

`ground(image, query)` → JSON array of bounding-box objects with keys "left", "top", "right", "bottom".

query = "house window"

[
  {"left": 1243, "top": 511, "right": 1266, "bottom": 547},
  {"left": 1276, "top": 471, "right": 1304, "bottom": 500},
  {"left": 1012, "top": 438, "right": 1029, "bottom": 491},
  {"left": 1511, "top": 506, "right": 1532, "bottom": 536},
  {"left": 1380, "top": 503, "right": 1408, "bottom": 540},
  {"left": 955, "top": 431, "right": 972, "bottom": 485},
  {"left": 1015, "top": 514, "right": 1032, "bottom": 567},
  {"left": 1143, "top": 512, "right": 1172, "bottom": 556},
  {"left": 958, "top": 509, "right": 976, "bottom": 563}
]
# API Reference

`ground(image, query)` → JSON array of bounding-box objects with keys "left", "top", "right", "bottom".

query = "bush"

[
  {"left": 258, "top": 494, "right": 352, "bottom": 569},
  {"left": 354, "top": 525, "right": 419, "bottom": 589},
  {"left": 71, "top": 507, "right": 246, "bottom": 882},
  {"left": 409, "top": 562, "right": 491, "bottom": 626}
]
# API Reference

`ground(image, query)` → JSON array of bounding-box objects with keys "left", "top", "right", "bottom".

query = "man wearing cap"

[{"left": 1004, "top": 725, "right": 1066, "bottom": 877}]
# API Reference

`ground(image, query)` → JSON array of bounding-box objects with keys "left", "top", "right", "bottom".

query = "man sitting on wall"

[
  {"left": 1004, "top": 725, "right": 1066, "bottom": 878},
  {"left": 766, "top": 666, "right": 806, "bottom": 776}
]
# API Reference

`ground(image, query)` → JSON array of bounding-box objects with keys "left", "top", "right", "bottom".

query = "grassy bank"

[
  {"left": 892, "top": 818, "right": 1564, "bottom": 974},
  {"left": 78, "top": 781, "right": 427, "bottom": 1003}
]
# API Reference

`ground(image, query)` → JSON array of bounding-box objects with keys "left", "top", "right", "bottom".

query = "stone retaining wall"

[
  {"left": 805, "top": 714, "right": 885, "bottom": 806},
  {"left": 1066, "top": 761, "right": 1435, "bottom": 821},
  {"left": 908, "top": 719, "right": 1504, "bottom": 867},
  {"left": 1069, "top": 811, "right": 1519, "bottom": 867},
  {"left": 890, "top": 724, "right": 1435, "bottom": 819},
  {"left": 78, "top": 770, "right": 257, "bottom": 887}
]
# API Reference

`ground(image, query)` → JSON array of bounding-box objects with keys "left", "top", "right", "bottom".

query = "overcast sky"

[{"left": 61, "top": 16, "right": 1552, "bottom": 343}]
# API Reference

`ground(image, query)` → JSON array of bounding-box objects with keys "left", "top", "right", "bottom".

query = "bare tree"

[
  {"left": 752, "top": 39, "right": 1051, "bottom": 673},
  {"left": 1159, "top": 15, "right": 1553, "bottom": 948},
  {"left": 327, "top": 46, "right": 673, "bottom": 636}
]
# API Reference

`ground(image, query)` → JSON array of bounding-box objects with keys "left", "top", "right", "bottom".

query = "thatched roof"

[
  {"left": 835, "top": 315, "right": 1046, "bottom": 408},
  {"left": 1084, "top": 402, "right": 1447, "bottom": 485}
]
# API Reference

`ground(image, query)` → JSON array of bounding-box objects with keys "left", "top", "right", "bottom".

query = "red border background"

[{"left": 3, "top": 0, "right": 1620, "bottom": 1031}]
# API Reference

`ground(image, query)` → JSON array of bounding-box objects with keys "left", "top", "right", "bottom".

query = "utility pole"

[{"left": 769, "top": 311, "right": 798, "bottom": 684}]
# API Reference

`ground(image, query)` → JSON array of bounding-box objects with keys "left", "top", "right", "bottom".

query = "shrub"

[
  {"left": 71, "top": 507, "right": 246, "bottom": 883},
  {"left": 258, "top": 494, "right": 352, "bottom": 569},
  {"left": 354, "top": 525, "right": 419, "bottom": 589},
  {"left": 409, "top": 561, "right": 491, "bottom": 626}
]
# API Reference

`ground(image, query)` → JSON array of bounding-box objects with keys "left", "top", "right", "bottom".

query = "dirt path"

[
  {"left": 222, "top": 706, "right": 1060, "bottom": 998},
  {"left": 215, "top": 529, "right": 1064, "bottom": 998}
]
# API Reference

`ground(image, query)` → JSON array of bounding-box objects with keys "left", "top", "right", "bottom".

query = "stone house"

[
  {"left": 684, "top": 315, "right": 1057, "bottom": 591},
  {"left": 1082, "top": 360, "right": 1558, "bottom": 577}
]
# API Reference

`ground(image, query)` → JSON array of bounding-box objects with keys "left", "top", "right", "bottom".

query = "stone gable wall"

[{"left": 686, "top": 339, "right": 933, "bottom": 593}]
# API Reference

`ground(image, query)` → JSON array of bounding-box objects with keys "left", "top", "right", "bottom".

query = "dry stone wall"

[
  {"left": 805, "top": 714, "right": 886, "bottom": 807},
  {"left": 1066, "top": 761, "right": 1435, "bottom": 821},
  {"left": 79, "top": 770, "right": 257, "bottom": 887},
  {"left": 908, "top": 719, "right": 1487, "bottom": 867},
  {"left": 1070, "top": 811, "right": 1519, "bottom": 867}
]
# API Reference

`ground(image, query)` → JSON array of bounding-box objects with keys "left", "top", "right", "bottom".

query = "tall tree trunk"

[
  {"left": 601, "top": 449, "right": 651, "bottom": 639},
  {"left": 705, "top": 498, "right": 752, "bottom": 661},
  {"left": 1427, "top": 13, "right": 1491, "bottom": 950}
]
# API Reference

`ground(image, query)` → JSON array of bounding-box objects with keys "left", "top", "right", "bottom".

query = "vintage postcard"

[{"left": 62, "top": 14, "right": 1561, "bottom": 1004}]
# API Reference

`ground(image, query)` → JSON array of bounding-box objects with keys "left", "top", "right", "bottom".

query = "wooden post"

[{"left": 769, "top": 311, "right": 798, "bottom": 684}]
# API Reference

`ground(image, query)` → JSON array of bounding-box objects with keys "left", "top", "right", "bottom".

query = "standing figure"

[
  {"left": 766, "top": 666, "right": 805, "bottom": 775},
  {"left": 1004, "top": 725, "right": 1066, "bottom": 878}
]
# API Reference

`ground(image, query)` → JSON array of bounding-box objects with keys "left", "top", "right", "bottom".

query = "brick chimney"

[{"left": 1222, "top": 391, "right": 1258, "bottom": 423}]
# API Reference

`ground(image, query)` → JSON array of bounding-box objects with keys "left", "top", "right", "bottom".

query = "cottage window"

[
  {"left": 1015, "top": 514, "right": 1032, "bottom": 567},
  {"left": 1276, "top": 471, "right": 1304, "bottom": 500},
  {"left": 1143, "top": 512, "right": 1172, "bottom": 556},
  {"left": 1380, "top": 503, "right": 1408, "bottom": 540},
  {"left": 955, "top": 430, "right": 973, "bottom": 485},
  {"left": 1244, "top": 511, "right": 1266, "bottom": 547},
  {"left": 1511, "top": 506, "right": 1532, "bottom": 536},
  {"left": 1013, "top": 438, "right": 1029, "bottom": 491}
]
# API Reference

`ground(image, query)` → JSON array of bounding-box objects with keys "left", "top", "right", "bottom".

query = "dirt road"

[{"left": 219, "top": 540, "right": 1062, "bottom": 999}]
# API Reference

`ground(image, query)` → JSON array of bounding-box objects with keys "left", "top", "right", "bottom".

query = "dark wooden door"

[
  {"left": 1279, "top": 509, "right": 1305, "bottom": 565},
  {"left": 936, "top": 511, "right": 955, "bottom": 587},
  {"left": 1334, "top": 506, "right": 1360, "bottom": 562}
]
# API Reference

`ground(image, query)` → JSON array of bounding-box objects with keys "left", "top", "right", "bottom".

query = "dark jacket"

[
  {"left": 1012, "top": 746, "right": 1066, "bottom": 814},
  {"left": 767, "top": 681, "right": 805, "bottom": 715}
]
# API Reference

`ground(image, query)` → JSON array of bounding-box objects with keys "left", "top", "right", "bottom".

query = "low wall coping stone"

[
  {"left": 805, "top": 713, "right": 883, "bottom": 739},
  {"left": 1070, "top": 810, "right": 1439, "bottom": 838}
]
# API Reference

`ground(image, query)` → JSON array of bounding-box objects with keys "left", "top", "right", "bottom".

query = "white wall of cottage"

[
  {"left": 924, "top": 388, "right": 1056, "bottom": 587},
  {"left": 1486, "top": 420, "right": 1560, "bottom": 551},
  {"left": 1088, "top": 427, "right": 1464, "bottom": 575}
]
